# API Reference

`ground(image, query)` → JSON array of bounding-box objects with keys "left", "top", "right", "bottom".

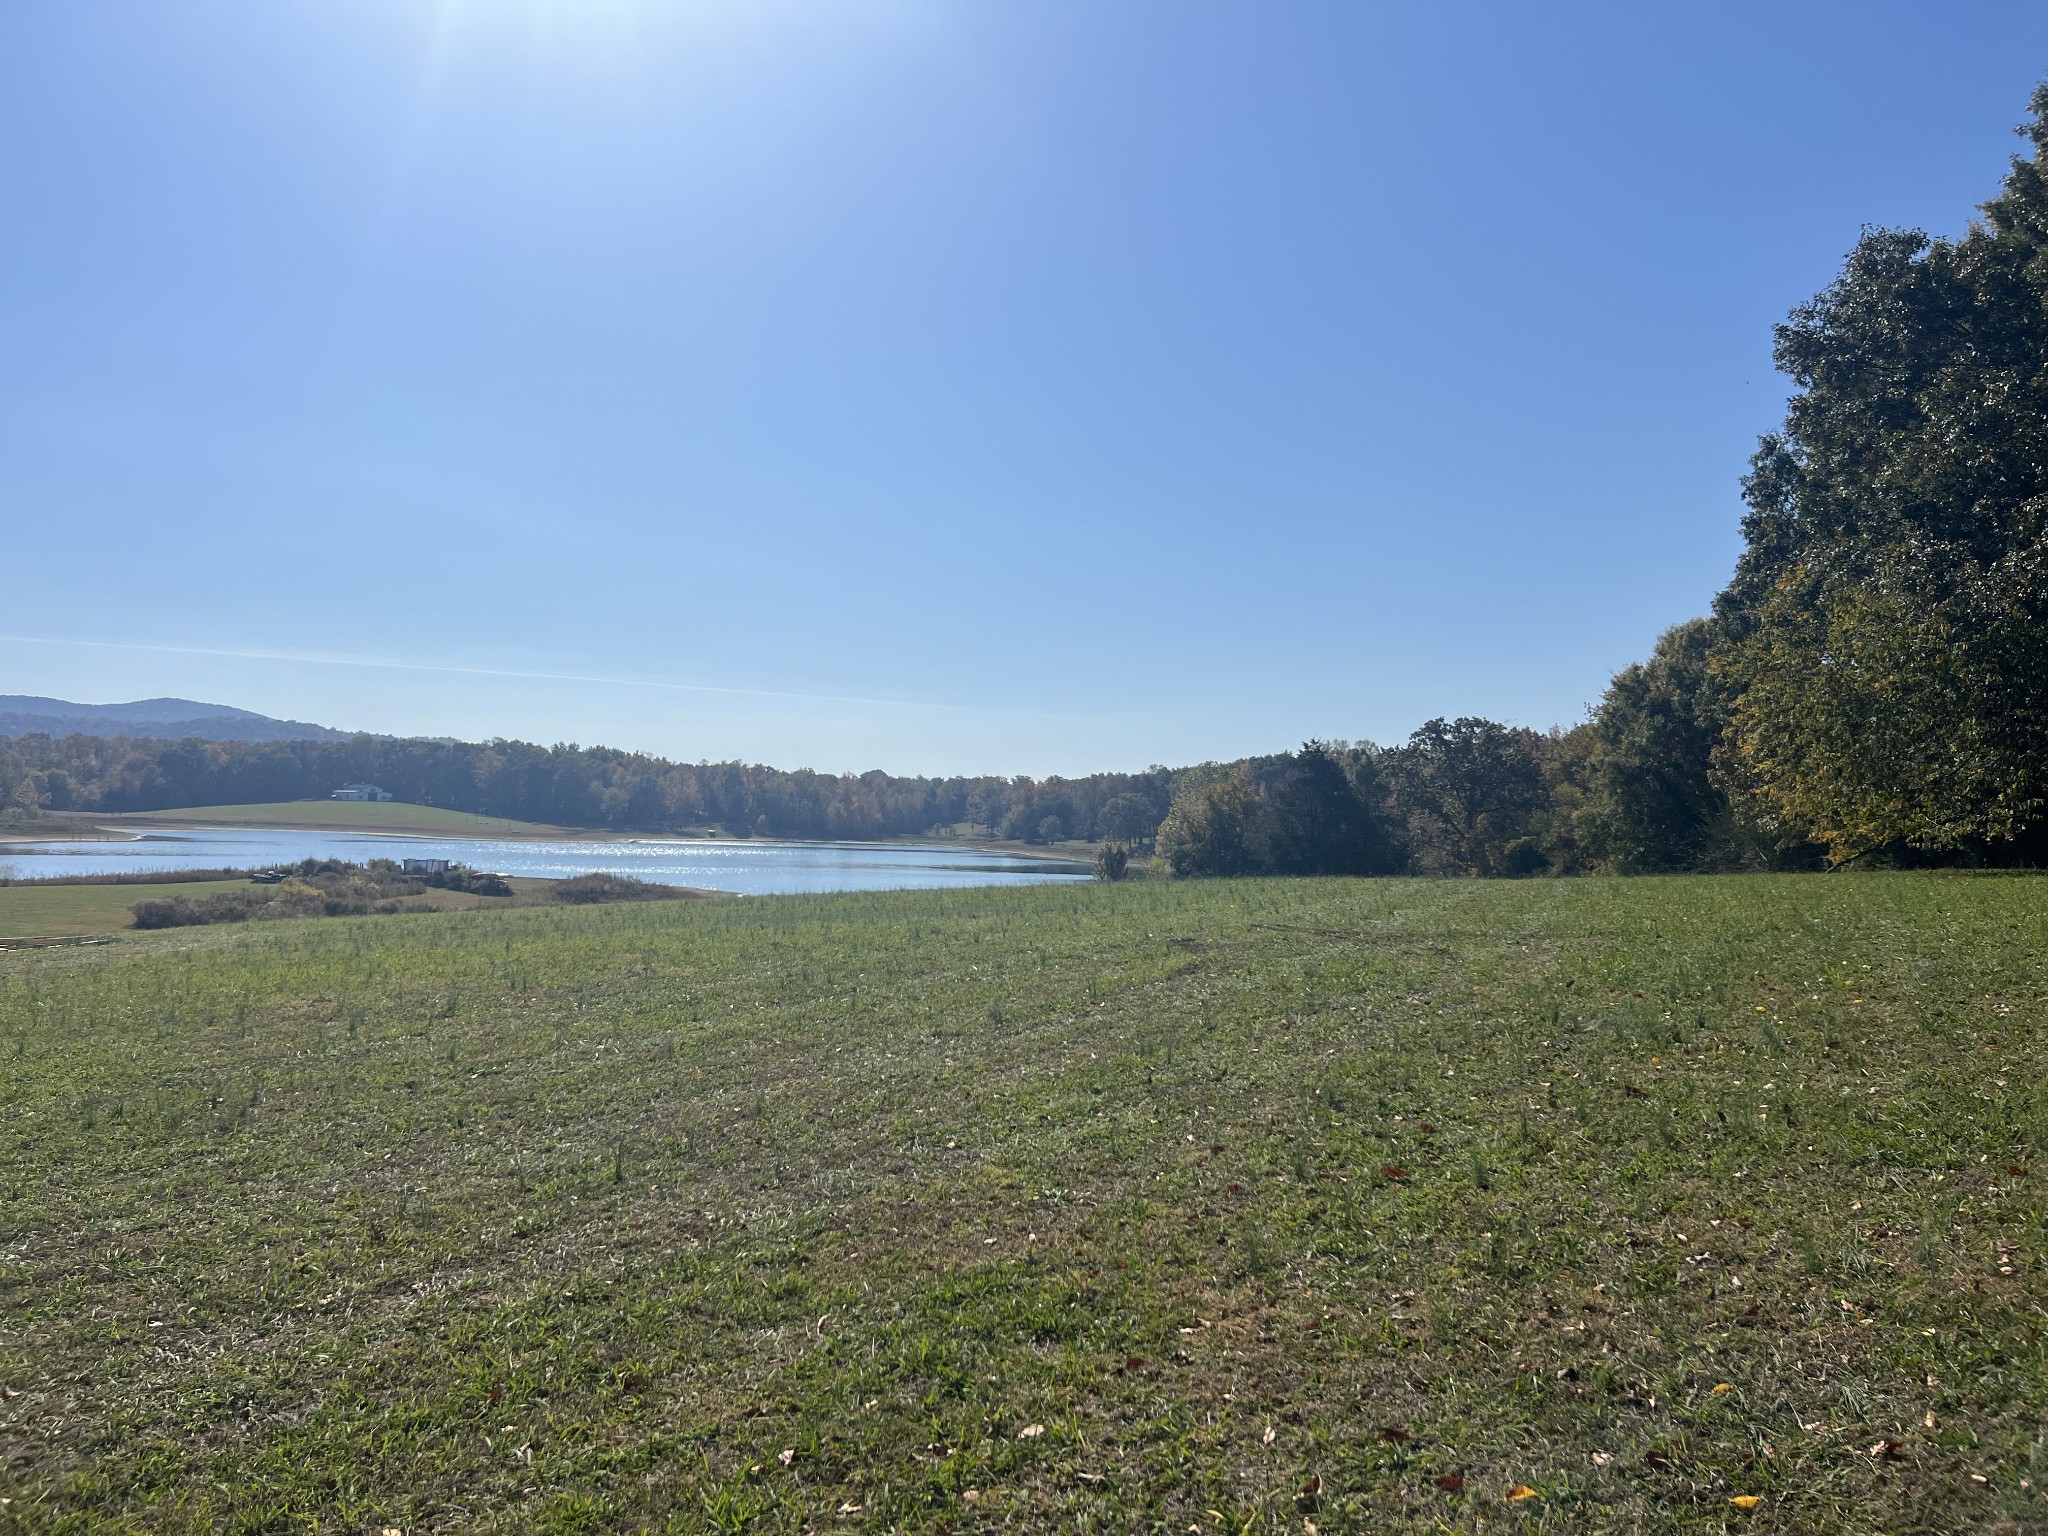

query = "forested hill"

[
  {"left": 0, "top": 696, "right": 350, "bottom": 744},
  {"left": 0, "top": 729, "right": 1184, "bottom": 847}
]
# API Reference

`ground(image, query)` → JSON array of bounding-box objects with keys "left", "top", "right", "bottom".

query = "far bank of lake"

[{"left": 0, "top": 826, "right": 1091, "bottom": 897}]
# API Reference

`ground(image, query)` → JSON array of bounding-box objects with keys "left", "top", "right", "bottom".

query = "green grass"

[
  {"left": 0, "top": 875, "right": 2042, "bottom": 1533},
  {"left": 0, "top": 880, "right": 257, "bottom": 939},
  {"left": 119, "top": 801, "right": 565, "bottom": 837},
  {"left": 0, "top": 879, "right": 562, "bottom": 940}
]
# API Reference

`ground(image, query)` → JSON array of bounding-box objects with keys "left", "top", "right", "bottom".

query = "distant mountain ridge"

[{"left": 0, "top": 696, "right": 354, "bottom": 743}]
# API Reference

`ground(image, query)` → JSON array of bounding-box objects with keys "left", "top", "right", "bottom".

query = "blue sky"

[{"left": 6, "top": 2, "right": 2047, "bottom": 775}]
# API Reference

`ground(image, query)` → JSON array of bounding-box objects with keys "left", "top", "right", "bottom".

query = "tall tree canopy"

[
  {"left": 1577, "top": 620, "right": 1733, "bottom": 872},
  {"left": 1265, "top": 741, "right": 1400, "bottom": 876},
  {"left": 1153, "top": 743, "right": 1404, "bottom": 878},
  {"left": 1155, "top": 772, "right": 1270, "bottom": 878},
  {"left": 1714, "top": 82, "right": 2048, "bottom": 862},
  {"left": 1384, "top": 718, "right": 1547, "bottom": 876}
]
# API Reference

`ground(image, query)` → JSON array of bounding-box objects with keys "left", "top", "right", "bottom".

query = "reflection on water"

[{"left": 0, "top": 826, "right": 1089, "bottom": 896}]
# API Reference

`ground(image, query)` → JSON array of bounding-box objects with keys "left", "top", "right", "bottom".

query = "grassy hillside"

[
  {"left": 0, "top": 880, "right": 258, "bottom": 940},
  {"left": 117, "top": 800, "right": 567, "bottom": 837},
  {"left": 0, "top": 877, "right": 2042, "bottom": 1532}
]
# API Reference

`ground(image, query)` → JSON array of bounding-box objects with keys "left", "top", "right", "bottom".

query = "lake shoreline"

[
  {"left": 1, "top": 820, "right": 1092, "bottom": 898},
  {"left": 2, "top": 808, "right": 1107, "bottom": 862}
]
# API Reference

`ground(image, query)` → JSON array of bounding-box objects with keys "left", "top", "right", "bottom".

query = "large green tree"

[
  {"left": 1265, "top": 741, "right": 1400, "bottom": 875},
  {"left": 1155, "top": 772, "right": 1270, "bottom": 877},
  {"left": 1714, "top": 81, "right": 2048, "bottom": 862},
  {"left": 1577, "top": 620, "right": 1737, "bottom": 871},
  {"left": 1386, "top": 717, "right": 1547, "bottom": 876}
]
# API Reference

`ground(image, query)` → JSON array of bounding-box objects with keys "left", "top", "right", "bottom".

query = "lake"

[{"left": 0, "top": 827, "right": 1091, "bottom": 896}]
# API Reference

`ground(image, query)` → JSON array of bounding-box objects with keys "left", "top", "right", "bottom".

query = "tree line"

[
  {"left": 0, "top": 708, "right": 1775, "bottom": 878},
  {"left": 0, "top": 730, "right": 1181, "bottom": 848},
  {"left": 13, "top": 82, "right": 2048, "bottom": 875}
]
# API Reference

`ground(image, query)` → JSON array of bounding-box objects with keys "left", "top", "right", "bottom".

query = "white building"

[{"left": 331, "top": 784, "right": 394, "bottom": 802}]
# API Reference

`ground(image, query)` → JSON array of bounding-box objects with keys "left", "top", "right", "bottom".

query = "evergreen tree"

[{"left": 1267, "top": 741, "right": 1399, "bottom": 875}]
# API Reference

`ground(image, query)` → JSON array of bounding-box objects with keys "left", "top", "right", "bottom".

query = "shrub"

[
  {"left": 549, "top": 873, "right": 687, "bottom": 904},
  {"left": 131, "top": 892, "right": 266, "bottom": 928}
]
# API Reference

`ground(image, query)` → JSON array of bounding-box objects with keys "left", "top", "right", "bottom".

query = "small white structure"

[
  {"left": 331, "top": 783, "right": 393, "bottom": 802},
  {"left": 402, "top": 857, "right": 453, "bottom": 876}
]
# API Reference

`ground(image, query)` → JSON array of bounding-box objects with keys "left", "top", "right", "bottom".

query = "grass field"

[
  {"left": 114, "top": 801, "right": 570, "bottom": 838},
  {"left": 0, "top": 880, "right": 259, "bottom": 940},
  {"left": 0, "top": 878, "right": 563, "bottom": 941},
  {"left": 0, "top": 876, "right": 2042, "bottom": 1533}
]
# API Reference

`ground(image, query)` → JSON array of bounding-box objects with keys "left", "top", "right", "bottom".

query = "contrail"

[{"left": 0, "top": 634, "right": 1075, "bottom": 720}]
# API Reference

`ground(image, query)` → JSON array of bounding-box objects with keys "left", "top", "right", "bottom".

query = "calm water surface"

[{"left": 0, "top": 827, "right": 1089, "bottom": 896}]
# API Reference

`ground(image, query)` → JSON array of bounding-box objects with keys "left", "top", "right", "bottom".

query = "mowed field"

[
  {"left": 0, "top": 877, "right": 2042, "bottom": 1534},
  {"left": 0, "top": 881, "right": 258, "bottom": 941},
  {"left": 114, "top": 801, "right": 569, "bottom": 838},
  {"left": 0, "top": 879, "right": 556, "bottom": 941}
]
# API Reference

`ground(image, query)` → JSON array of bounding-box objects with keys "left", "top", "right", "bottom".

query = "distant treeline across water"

[
  {"left": 0, "top": 717, "right": 1848, "bottom": 879},
  {"left": 0, "top": 731, "right": 1181, "bottom": 848}
]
